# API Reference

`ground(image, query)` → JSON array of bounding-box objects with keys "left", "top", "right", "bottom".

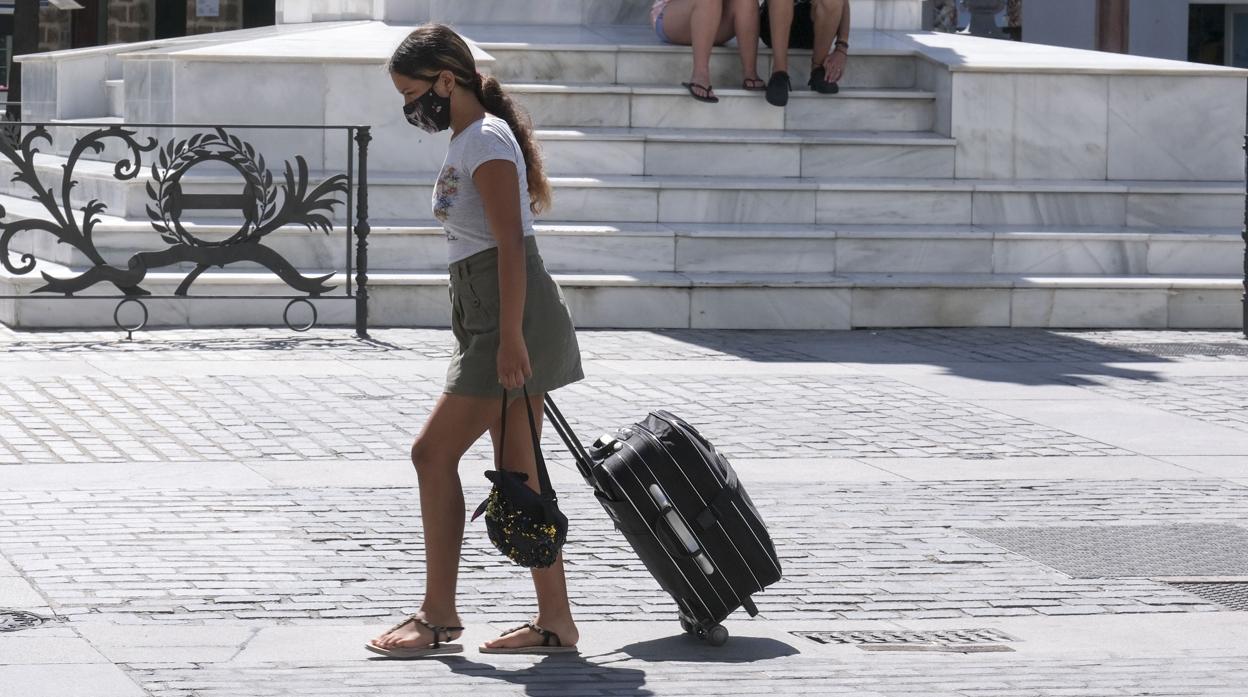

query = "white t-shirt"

[{"left": 432, "top": 114, "right": 536, "bottom": 264}]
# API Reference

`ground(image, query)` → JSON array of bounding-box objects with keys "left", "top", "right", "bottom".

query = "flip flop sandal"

[
  {"left": 742, "top": 77, "right": 766, "bottom": 91},
  {"left": 478, "top": 621, "right": 580, "bottom": 654},
  {"left": 364, "top": 613, "right": 465, "bottom": 659},
  {"left": 681, "top": 81, "right": 719, "bottom": 103}
]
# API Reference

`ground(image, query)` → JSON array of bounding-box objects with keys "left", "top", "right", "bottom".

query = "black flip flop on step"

[
  {"left": 742, "top": 77, "right": 766, "bottom": 91},
  {"left": 681, "top": 81, "right": 719, "bottom": 103}
]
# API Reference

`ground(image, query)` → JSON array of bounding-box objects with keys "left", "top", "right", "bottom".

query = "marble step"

[
  {"left": 535, "top": 127, "right": 956, "bottom": 177},
  {"left": 3, "top": 157, "right": 1241, "bottom": 228},
  {"left": 507, "top": 83, "right": 936, "bottom": 131},
  {"left": 2, "top": 258, "right": 1238, "bottom": 329},
  {"left": 3, "top": 185, "right": 1239, "bottom": 276},
  {"left": 481, "top": 38, "right": 917, "bottom": 90},
  {"left": 28, "top": 120, "right": 954, "bottom": 179}
]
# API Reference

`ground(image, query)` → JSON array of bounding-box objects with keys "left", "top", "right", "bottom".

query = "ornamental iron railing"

[{"left": 0, "top": 116, "right": 371, "bottom": 339}]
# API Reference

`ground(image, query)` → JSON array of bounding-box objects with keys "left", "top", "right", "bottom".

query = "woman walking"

[{"left": 366, "top": 24, "right": 585, "bottom": 658}]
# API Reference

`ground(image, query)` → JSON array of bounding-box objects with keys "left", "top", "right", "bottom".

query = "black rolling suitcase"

[{"left": 544, "top": 396, "right": 782, "bottom": 646}]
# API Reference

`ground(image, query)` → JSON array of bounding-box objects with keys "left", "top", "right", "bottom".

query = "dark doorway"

[
  {"left": 243, "top": 0, "right": 276, "bottom": 28},
  {"left": 1188, "top": 4, "right": 1226, "bottom": 65},
  {"left": 70, "top": 0, "right": 104, "bottom": 48},
  {"left": 155, "top": 0, "right": 188, "bottom": 39}
]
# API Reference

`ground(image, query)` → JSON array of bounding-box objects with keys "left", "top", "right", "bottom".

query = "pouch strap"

[{"left": 498, "top": 385, "right": 556, "bottom": 499}]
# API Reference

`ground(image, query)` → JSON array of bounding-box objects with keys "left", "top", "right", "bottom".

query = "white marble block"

[
  {"left": 646, "top": 141, "right": 799, "bottom": 178},
  {"left": 661, "top": 189, "right": 818, "bottom": 224},
  {"left": 562, "top": 284, "right": 691, "bottom": 327},
  {"left": 838, "top": 235, "right": 991, "bottom": 273},
  {"left": 1108, "top": 76, "right": 1247, "bottom": 181},
  {"left": 1126, "top": 193, "right": 1243, "bottom": 228},
  {"left": 818, "top": 190, "right": 972, "bottom": 225},
  {"left": 973, "top": 192, "right": 1127, "bottom": 227},
  {"left": 676, "top": 235, "right": 836, "bottom": 273},
  {"left": 1147, "top": 237, "right": 1244, "bottom": 276},
  {"left": 801, "top": 143, "right": 954, "bottom": 179},
  {"left": 1011, "top": 288, "right": 1169, "bottom": 328},
  {"left": 853, "top": 288, "right": 1010, "bottom": 327},
  {"left": 691, "top": 288, "right": 851, "bottom": 329},
  {"left": 1167, "top": 289, "right": 1242, "bottom": 329},
  {"left": 952, "top": 73, "right": 1108, "bottom": 180},
  {"left": 993, "top": 238, "right": 1149, "bottom": 275}
]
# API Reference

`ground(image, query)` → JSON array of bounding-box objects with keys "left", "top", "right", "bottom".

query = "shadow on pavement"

[
  {"left": 610, "top": 633, "right": 799, "bottom": 663},
  {"left": 439, "top": 654, "right": 654, "bottom": 696},
  {"left": 644, "top": 328, "right": 1248, "bottom": 387}
]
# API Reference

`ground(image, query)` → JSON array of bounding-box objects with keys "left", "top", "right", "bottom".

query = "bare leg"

[
  {"left": 725, "top": 0, "right": 762, "bottom": 83},
  {"left": 767, "top": 0, "right": 794, "bottom": 73},
  {"left": 659, "top": 0, "right": 725, "bottom": 96},
  {"left": 479, "top": 391, "right": 581, "bottom": 650},
  {"left": 369, "top": 392, "right": 499, "bottom": 650},
  {"left": 810, "top": 0, "right": 845, "bottom": 69}
]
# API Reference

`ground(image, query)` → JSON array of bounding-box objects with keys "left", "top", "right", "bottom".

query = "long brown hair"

[{"left": 387, "top": 24, "right": 552, "bottom": 215}]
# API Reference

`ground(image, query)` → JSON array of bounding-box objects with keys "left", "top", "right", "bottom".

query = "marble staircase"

[{"left": 3, "top": 7, "right": 1246, "bottom": 329}]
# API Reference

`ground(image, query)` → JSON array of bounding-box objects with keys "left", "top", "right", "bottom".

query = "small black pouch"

[{"left": 471, "top": 385, "right": 568, "bottom": 568}]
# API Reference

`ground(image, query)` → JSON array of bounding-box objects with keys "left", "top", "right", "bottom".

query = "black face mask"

[{"left": 403, "top": 81, "right": 452, "bottom": 133}]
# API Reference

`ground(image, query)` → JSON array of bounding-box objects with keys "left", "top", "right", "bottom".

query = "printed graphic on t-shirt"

[{"left": 433, "top": 166, "right": 460, "bottom": 234}]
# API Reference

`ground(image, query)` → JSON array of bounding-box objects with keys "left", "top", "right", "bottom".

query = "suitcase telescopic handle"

[
  {"left": 542, "top": 395, "right": 596, "bottom": 483},
  {"left": 650, "top": 486, "right": 716, "bottom": 576}
]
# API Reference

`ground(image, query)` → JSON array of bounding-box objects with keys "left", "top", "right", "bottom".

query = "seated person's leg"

[
  {"left": 809, "top": 0, "right": 847, "bottom": 92},
  {"left": 723, "top": 0, "right": 764, "bottom": 89},
  {"left": 656, "top": 0, "right": 725, "bottom": 100},
  {"left": 810, "top": 0, "right": 845, "bottom": 65}
]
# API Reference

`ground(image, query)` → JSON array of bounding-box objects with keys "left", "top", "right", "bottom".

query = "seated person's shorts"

[{"left": 760, "top": 0, "right": 817, "bottom": 49}]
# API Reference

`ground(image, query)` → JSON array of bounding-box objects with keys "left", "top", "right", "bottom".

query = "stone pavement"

[{"left": 1, "top": 325, "right": 1247, "bottom": 696}]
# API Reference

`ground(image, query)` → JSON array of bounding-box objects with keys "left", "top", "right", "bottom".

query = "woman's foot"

[
  {"left": 682, "top": 69, "right": 718, "bottom": 102},
  {"left": 369, "top": 610, "right": 463, "bottom": 651},
  {"left": 742, "top": 75, "right": 766, "bottom": 91},
  {"left": 481, "top": 615, "right": 579, "bottom": 652}
]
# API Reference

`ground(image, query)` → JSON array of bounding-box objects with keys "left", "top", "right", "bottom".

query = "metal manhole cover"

[
  {"left": 1109, "top": 343, "right": 1248, "bottom": 357},
  {"left": 792, "top": 628, "right": 1017, "bottom": 653},
  {"left": 960, "top": 524, "right": 1248, "bottom": 578},
  {"left": 0, "top": 609, "right": 47, "bottom": 632},
  {"left": 1165, "top": 582, "right": 1248, "bottom": 611}
]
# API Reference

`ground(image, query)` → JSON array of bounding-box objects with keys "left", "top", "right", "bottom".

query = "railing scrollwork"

[{"left": 0, "top": 117, "right": 370, "bottom": 339}]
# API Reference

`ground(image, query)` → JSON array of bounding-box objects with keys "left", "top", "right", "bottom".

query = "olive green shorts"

[{"left": 445, "top": 235, "right": 584, "bottom": 399}]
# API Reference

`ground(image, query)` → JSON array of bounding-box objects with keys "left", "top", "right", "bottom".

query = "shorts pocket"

[{"left": 460, "top": 275, "right": 499, "bottom": 335}]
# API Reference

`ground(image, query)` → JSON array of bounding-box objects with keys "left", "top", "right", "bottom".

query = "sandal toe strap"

[{"left": 387, "top": 614, "right": 463, "bottom": 648}]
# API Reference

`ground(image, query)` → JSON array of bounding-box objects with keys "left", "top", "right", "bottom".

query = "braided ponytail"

[
  {"left": 388, "top": 24, "right": 553, "bottom": 215},
  {"left": 473, "top": 73, "right": 552, "bottom": 216}
]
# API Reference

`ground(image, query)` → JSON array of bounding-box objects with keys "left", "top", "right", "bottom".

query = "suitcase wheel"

[
  {"left": 705, "top": 624, "right": 729, "bottom": 647},
  {"left": 679, "top": 616, "right": 729, "bottom": 647}
]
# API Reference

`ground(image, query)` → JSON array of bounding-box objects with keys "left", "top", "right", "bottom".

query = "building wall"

[
  {"left": 1023, "top": 0, "right": 1098, "bottom": 50},
  {"left": 36, "top": 0, "right": 248, "bottom": 53},
  {"left": 108, "top": 0, "right": 153, "bottom": 44},
  {"left": 1129, "top": 0, "right": 1190, "bottom": 60},
  {"left": 37, "top": 7, "right": 71, "bottom": 52}
]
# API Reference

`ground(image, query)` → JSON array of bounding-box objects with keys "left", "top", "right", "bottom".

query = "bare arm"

[{"left": 474, "top": 158, "right": 531, "bottom": 390}]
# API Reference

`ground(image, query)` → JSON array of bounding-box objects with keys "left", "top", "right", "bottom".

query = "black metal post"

[
  {"left": 1242, "top": 130, "right": 1247, "bottom": 338},
  {"left": 353, "top": 125, "right": 371, "bottom": 340}
]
